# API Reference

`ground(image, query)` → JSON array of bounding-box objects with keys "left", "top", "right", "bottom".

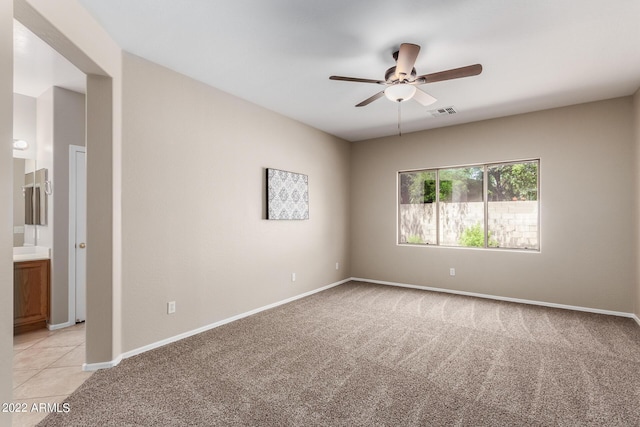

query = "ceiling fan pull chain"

[{"left": 398, "top": 101, "right": 402, "bottom": 137}]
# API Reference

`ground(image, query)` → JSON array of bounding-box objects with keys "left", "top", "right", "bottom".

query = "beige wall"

[
  {"left": 351, "top": 97, "right": 635, "bottom": 313},
  {"left": 1, "top": 0, "right": 13, "bottom": 423},
  {"left": 35, "top": 87, "right": 53, "bottom": 244},
  {"left": 12, "top": 93, "right": 36, "bottom": 149},
  {"left": 85, "top": 74, "right": 115, "bottom": 363},
  {"left": 51, "top": 87, "right": 85, "bottom": 325},
  {"left": 120, "top": 53, "right": 351, "bottom": 352},
  {"left": 634, "top": 89, "right": 640, "bottom": 318}
]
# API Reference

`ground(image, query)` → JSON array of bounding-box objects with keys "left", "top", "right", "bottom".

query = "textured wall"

[
  {"left": 120, "top": 53, "right": 351, "bottom": 352},
  {"left": 400, "top": 201, "right": 538, "bottom": 249},
  {"left": 351, "top": 97, "right": 635, "bottom": 312},
  {"left": 634, "top": 89, "right": 640, "bottom": 319},
  {"left": 51, "top": 87, "right": 86, "bottom": 326},
  {"left": 1, "top": 1, "right": 13, "bottom": 424}
]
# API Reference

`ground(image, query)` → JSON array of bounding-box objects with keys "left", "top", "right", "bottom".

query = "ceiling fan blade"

[
  {"left": 330, "top": 75, "right": 386, "bottom": 85},
  {"left": 416, "top": 64, "right": 483, "bottom": 84},
  {"left": 412, "top": 88, "right": 437, "bottom": 106},
  {"left": 396, "top": 43, "right": 420, "bottom": 81},
  {"left": 356, "top": 91, "right": 385, "bottom": 107}
]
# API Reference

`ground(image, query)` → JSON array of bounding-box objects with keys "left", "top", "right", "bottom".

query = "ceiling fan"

[{"left": 330, "top": 43, "right": 482, "bottom": 108}]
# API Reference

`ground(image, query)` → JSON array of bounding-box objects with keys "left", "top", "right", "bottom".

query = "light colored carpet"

[{"left": 39, "top": 281, "right": 640, "bottom": 426}]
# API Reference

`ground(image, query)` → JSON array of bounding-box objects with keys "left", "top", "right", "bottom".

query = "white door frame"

[{"left": 68, "top": 145, "right": 86, "bottom": 325}]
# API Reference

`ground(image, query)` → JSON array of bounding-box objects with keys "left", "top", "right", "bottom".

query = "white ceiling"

[
  {"left": 13, "top": 20, "right": 86, "bottom": 98},
  {"left": 31, "top": 1, "right": 640, "bottom": 141}
]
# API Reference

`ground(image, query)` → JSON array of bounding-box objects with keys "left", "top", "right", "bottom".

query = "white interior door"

[{"left": 71, "top": 147, "right": 87, "bottom": 323}]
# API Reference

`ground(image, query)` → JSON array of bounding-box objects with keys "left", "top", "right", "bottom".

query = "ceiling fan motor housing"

[{"left": 385, "top": 66, "right": 417, "bottom": 83}]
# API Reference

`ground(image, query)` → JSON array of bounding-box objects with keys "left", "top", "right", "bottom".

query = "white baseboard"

[
  {"left": 84, "top": 276, "right": 639, "bottom": 371},
  {"left": 353, "top": 277, "right": 637, "bottom": 320},
  {"left": 47, "top": 321, "right": 75, "bottom": 331},
  {"left": 104, "top": 278, "right": 351, "bottom": 368},
  {"left": 83, "top": 356, "right": 122, "bottom": 372}
]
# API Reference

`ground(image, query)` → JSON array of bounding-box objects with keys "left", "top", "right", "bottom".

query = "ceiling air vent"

[{"left": 428, "top": 106, "right": 457, "bottom": 117}]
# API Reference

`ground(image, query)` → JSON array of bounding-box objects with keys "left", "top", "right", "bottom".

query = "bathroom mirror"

[
  {"left": 24, "top": 167, "right": 48, "bottom": 226},
  {"left": 13, "top": 149, "right": 40, "bottom": 246},
  {"left": 13, "top": 157, "right": 34, "bottom": 245}
]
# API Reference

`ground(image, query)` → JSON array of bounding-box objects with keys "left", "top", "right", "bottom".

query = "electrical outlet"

[
  {"left": 449, "top": 268, "right": 456, "bottom": 277},
  {"left": 335, "top": 262, "right": 339, "bottom": 270},
  {"left": 167, "top": 301, "right": 176, "bottom": 314},
  {"left": 291, "top": 273, "right": 296, "bottom": 282}
]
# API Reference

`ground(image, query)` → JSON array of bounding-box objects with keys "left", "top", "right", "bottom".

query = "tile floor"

[{"left": 12, "top": 323, "right": 92, "bottom": 427}]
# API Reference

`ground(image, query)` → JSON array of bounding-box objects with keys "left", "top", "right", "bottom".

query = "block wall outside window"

[{"left": 438, "top": 166, "right": 484, "bottom": 247}]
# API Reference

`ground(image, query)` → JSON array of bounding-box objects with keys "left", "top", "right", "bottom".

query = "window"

[
  {"left": 487, "top": 161, "right": 539, "bottom": 250},
  {"left": 399, "top": 160, "right": 539, "bottom": 250},
  {"left": 399, "top": 170, "right": 437, "bottom": 244},
  {"left": 439, "top": 166, "right": 484, "bottom": 247}
]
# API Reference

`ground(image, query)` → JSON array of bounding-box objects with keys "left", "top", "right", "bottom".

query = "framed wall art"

[{"left": 266, "top": 168, "right": 309, "bottom": 220}]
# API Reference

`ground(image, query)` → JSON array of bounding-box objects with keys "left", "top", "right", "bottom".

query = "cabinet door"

[{"left": 14, "top": 260, "right": 50, "bottom": 329}]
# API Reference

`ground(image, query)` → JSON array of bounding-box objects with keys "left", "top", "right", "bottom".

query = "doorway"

[
  {"left": 13, "top": 19, "right": 86, "bottom": 332},
  {"left": 13, "top": 0, "right": 116, "bottom": 367}
]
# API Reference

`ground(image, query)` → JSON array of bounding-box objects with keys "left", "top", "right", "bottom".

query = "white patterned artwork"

[{"left": 267, "top": 168, "right": 309, "bottom": 220}]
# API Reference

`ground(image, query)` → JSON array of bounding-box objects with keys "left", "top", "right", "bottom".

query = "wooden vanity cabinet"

[{"left": 14, "top": 259, "right": 50, "bottom": 335}]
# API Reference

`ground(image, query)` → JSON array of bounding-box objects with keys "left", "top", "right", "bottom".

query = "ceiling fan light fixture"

[{"left": 384, "top": 84, "right": 416, "bottom": 102}]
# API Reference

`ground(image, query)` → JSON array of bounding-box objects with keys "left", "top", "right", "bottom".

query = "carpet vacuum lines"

[{"left": 39, "top": 281, "right": 640, "bottom": 426}]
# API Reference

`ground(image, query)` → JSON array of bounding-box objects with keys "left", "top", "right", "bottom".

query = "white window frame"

[{"left": 398, "top": 159, "right": 540, "bottom": 251}]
